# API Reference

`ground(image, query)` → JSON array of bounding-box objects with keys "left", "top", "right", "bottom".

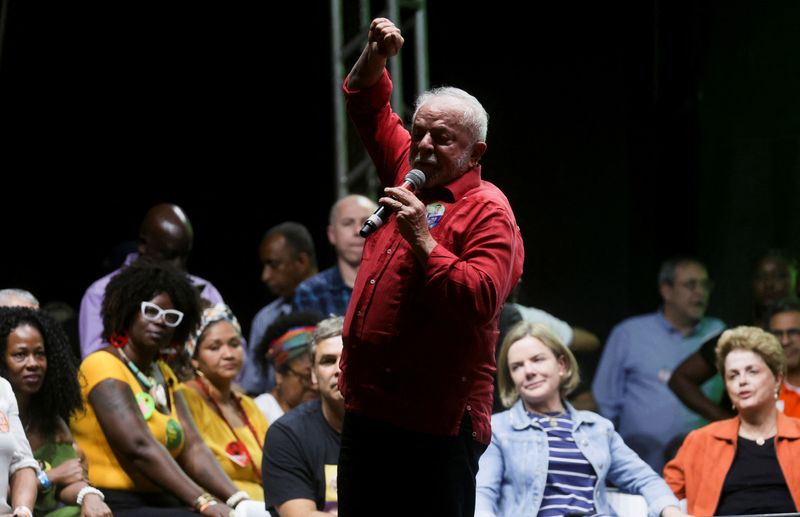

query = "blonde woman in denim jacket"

[{"left": 476, "top": 322, "right": 686, "bottom": 517}]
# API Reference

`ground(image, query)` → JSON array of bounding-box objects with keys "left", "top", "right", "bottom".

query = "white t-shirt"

[
  {"left": 0, "top": 377, "right": 38, "bottom": 513},
  {"left": 254, "top": 392, "right": 285, "bottom": 425}
]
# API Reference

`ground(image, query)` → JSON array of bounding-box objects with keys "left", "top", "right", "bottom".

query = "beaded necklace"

[
  {"left": 117, "top": 347, "right": 169, "bottom": 409},
  {"left": 195, "top": 375, "right": 263, "bottom": 481}
]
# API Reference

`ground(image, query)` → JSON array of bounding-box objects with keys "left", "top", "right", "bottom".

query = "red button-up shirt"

[{"left": 340, "top": 71, "right": 524, "bottom": 444}]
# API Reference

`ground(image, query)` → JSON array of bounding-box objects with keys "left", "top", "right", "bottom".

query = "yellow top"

[
  {"left": 71, "top": 350, "right": 185, "bottom": 491},
  {"left": 178, "top": 384, "right": 268, "bottom": 501}
]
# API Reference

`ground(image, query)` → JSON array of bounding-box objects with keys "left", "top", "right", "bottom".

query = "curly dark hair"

[
  {"left": 0, "top": 307, "right": 82, "bottom": 435},
  {"left": 102, "top": 258, "right": 202, "bottom": 347},
  {"left": 256, "top": 310, "right": 322, "bottom": 373}
]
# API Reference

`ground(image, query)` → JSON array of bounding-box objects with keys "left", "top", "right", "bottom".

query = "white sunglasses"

[{"left": 140, "top": 301, "right": 184, "bottom": 328}]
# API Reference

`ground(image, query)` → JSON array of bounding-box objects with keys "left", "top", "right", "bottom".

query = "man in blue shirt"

[
  {"left": 592, "top": 256, "right": 725, "bottom": 472},
  {"left": 293, "top": 195, "right": 376, "bottom": 317},
  {"left": 240, "top": 222, "right": 317, "bottom": 395}
]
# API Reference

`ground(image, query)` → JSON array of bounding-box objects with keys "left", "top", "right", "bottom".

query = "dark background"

[{"left": 1, "top": 1, "right": 798, "bottom": 347}]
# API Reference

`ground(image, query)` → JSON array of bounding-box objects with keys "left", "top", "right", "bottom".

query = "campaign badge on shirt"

[
  {"left": 0, "top": 411, "right": 8, "bottom": 433},
  {"left": 165, "top": 418, "right": 184, "bottom": 451},
  {"left": 426, "top": 203, "right": 445, "bottom": 228},
  {"left": 136, "top": 392, "right": 155, "bottom": 421},
  {"left": 225, "top": 440, "right": 249, "bottom": 467},
  {"left": 324, "top": 463, "right": 338, "bottom": 511}
]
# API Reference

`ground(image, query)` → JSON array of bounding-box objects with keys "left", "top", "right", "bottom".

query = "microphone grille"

[{"left": 405, "top": 169, "right": 426, "bottom": 189}]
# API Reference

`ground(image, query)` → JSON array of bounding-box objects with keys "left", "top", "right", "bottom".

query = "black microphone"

[{"left": 360, "top": 169, "right": 427, "bottom": 238}]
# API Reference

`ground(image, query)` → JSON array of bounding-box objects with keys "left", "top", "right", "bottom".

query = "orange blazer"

[{"left": 663, "top": 412, "right": 800, "bottom": 516}]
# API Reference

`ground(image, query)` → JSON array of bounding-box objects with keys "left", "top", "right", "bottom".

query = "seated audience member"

[
  {"left": 242, "top": 222, "right": 318, "bottom": 396},
  {"left": 293, "top": 194, "right": 376, "bottom": 317},
  {"left": 0, "top": 374, "right": 38, "bottom": 517},
  {"left": 669, "top": 252, "right": 797, "bottom": 421},
  {"left": 496, "top": 301, "right": 601, "bottom": 413},
  {"left": 476, "top": 321, "right": 685, "bottom": 517},
  {"left": 593, "top": 256, "right": 724, "bottom": 471},
  {"left": 0, "top": 307, "right": 111, "bottom": 516},
  {"left": 78, "top": 203, "right": 224, "bottom": 358},
  {"left": 664, "top": 326, "right": 800, "bottom": 516},
  {"left": 179, "top": 304, "right": 269, "bottom": 508},
  {"left": 262, "top": 316, "right": 344, "bottom": 516},
  {"left": 253, "top": 312, "right": 321, "bottom": 423},
  {"left": 70, "top": 260, "right": 239, "bottom": 516},
  {"left": 671, "top": 298, "right": 800, "bottom": 422}
]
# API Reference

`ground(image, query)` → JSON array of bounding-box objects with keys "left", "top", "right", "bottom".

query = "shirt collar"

[
  {"left": 710, "top": 413, "right": 800, "bottom": 441},
  {"left": 655, "top": 308, "right": 704, "bottom": 337},
  {"left": 509, "top": 399, "right": 596, "bottom": 431},
  {"left": 419, "top": 166, "right": 481, "bottom": 203},
  {"left": 123, "top": 252, "right": 139, "bottom": 266}
]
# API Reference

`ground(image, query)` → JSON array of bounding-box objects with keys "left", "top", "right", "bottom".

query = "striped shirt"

[{"left": 530, "top": 411, "right": 601, "bottom": 517}]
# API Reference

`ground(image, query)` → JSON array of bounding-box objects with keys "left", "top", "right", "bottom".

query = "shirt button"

[
  {"left": 386, "top": 248, "right": 392, "bottom": 254},
  {"left": 369, "top": 279, "right": 375, "bottom": 285},
  {"left": 466, "top": 405, "right": 472, "bottom": 411},
  {"left": 471, "top": 431, "right": 477, "bottom": 437},
  {"left": 581, "top": 440, "right": 589, "bottom": 446},
  {"left": 599, "top": 463, "right": 604, "bottom": 469},
  {"left": 461, "top": 376, "right": 467, "bottom": 382},
  {"left": 356, "top": 310, "right": 362, "bottom": 316}
]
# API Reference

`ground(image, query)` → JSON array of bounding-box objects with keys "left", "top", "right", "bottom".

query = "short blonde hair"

[
  {"left": 715, "top": 325, "right": 786, "bottom": 379},
  {"left": 497, "top": 321, "right": 580, "bottom": 409}
]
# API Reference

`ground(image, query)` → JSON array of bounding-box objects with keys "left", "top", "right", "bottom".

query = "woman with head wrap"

[
  {"left": 253, "top": 312, "right": 321, "bottom": 424},
  {"left": 179, "top": 304, "right": 269, "bottom": 511}
]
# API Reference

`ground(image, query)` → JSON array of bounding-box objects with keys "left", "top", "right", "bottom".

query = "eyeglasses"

[
  {"left": 770, "top": 328, "right": 800, "bottom": 340},
  {"left": 284, "top": 365, "right": 312, "bottom": 385},
  {"left": 676, "top": 279, "right": 715, "bottom": 292},
  {"left": 140, "top": 301, "right": 184, "bottom": 327}
]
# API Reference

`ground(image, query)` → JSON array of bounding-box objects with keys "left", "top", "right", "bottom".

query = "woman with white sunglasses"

[{"left": 71, "top": 260, "right": 242, "bottom": 516}]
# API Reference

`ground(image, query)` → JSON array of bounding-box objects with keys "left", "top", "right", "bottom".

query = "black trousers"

[
  {"left": 338, "top": 410, "right": 487, "bottom": 517},
  {"left": 103, "top": 489, "right": 197, "bottom": 516}
]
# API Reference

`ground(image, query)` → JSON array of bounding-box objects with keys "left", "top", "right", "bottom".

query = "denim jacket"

[{"left": 475, "top": 400, "right": 679, "bottom": 517}]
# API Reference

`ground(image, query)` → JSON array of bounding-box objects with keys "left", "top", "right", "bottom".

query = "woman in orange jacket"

[{"left": 664, "top": 326, "right": 800, "bottom": 516}]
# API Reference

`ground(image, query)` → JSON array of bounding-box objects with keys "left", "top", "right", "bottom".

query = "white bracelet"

[
  {"left": 12, "top": 506, "right": 32, "bottom": 517},
  {"left": 76, "top": 486, "right": 105, "bottom": 505},
  {"left": 225, "top": 490, "right": 250, "bottom": 508}
]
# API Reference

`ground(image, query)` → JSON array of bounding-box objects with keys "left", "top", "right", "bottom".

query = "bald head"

[
  {"left": 0, "top": 289, "right": 39, "bottom": 309},
  {"left": 139, "top": 203, "right": 194, "bottom": 270}
]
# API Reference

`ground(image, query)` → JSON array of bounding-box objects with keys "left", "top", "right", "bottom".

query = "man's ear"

[
  {"left": 296, "top": 251, "right": 311, "bottom": 268},
  {"left": 327, "top": 224, "right": 336, "bottom": 246},
  {"left": 471, "top": 141, "right": 488, "bottom": 168}
]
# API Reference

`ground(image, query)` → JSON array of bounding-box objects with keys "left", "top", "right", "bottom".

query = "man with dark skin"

[
  {"left": 240, "top": 222, "right": 318, "bottom": 396},
  {"left": 79, "top": 203, "right": 224, "bottom": 358}
]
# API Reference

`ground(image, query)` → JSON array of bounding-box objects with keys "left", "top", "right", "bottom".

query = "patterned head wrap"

[
  {"left": 265, "top": 325, "right": 316, "bottom": 371},
  {"left": 186, "top": 303, "right": 242, "bottom": 357}
]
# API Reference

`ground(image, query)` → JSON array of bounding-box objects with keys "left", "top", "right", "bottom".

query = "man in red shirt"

[{"left": 339, "top": 17, "right": 524, "bottom": 516}]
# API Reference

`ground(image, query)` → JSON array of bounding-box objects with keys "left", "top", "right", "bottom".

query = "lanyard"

[{"left": 195, "top": 377, "right": 263, "bottom": 481}]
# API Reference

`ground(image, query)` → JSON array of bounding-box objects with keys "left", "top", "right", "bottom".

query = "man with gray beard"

[{"left": 338, "top": 17, "right": 524, "bottom": 517}]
